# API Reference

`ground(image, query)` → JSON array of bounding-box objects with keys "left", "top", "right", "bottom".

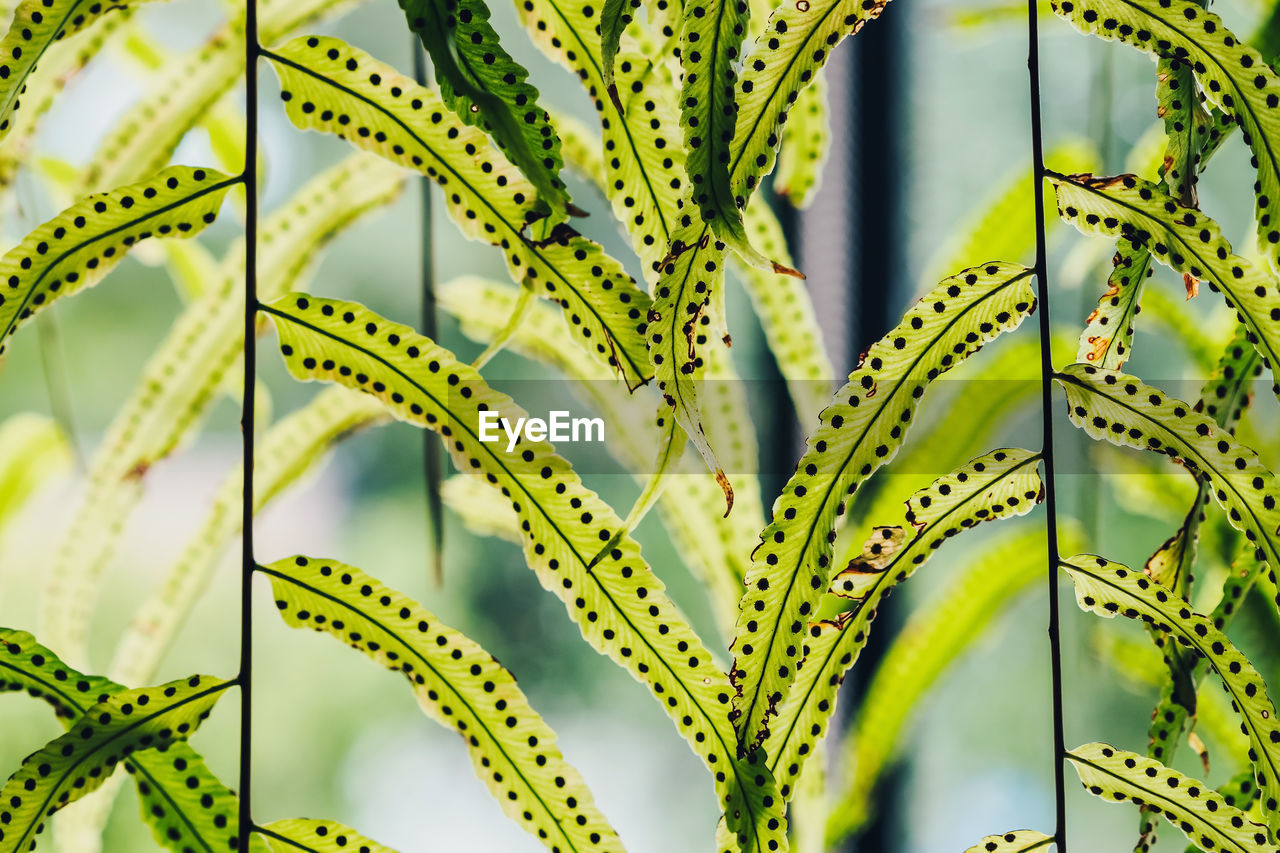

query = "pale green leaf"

[
  {"left": 261, "top": 556, "right": 619, "bottom": 852},
  {"left": 1064, "top": 554, "right": 1280, "bottom": 826},
  {"left": 258, "top": 819, "right": 395, "bottom": 853},
  {"left": 730, "top": 262, "right": 1037, "bottom": 752},
  {"left": 0, "top": 166, "right": 234, "bottom": 355},
  {"left": 1051, "top": 0, "right": 1280, "bottom": 269},
  {"left": 263, "top": 35, "right": 652, "bottom": 388},
  {"left": 0, "top": 674, "right": 231, "bottom": 853},
  {"left": 1067, "top": 742, "right": 1274, "bottom": 851},
  {"left": 774, "top": 76, "right": 828, "bottom": 208},
  {"left": 964, "top": 830, "right": 1054, "bottom": 853},
  {"left": 0, "top": 414, "right": 69, "bottom": 533},
  {"left": 262, "top": 293, "right": 787, "bottom": 853}
]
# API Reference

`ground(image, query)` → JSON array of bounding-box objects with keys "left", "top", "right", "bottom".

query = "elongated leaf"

[
  {"left": 258, "top": 819, "right": 394, "bottom": 853},
  {"left": 829, "top": 525, "right": 1057, "bottom": 840},
  {"left": 262, "top": 293, "right": 786, "bottom": 852},
  {"left": 1067, "top": 742, "right": 1273, "bottom": 851},
  {"left": 1050, "top": 0, "right": 1280, "bottom": 269},
  {"left": 1055, "top": 365, "right": 1280, "bottom": 603},
  {"left": 0, "top": 631, "right": 258, "bottom": 853},
  {"left": 264, "top": 35, "right": 652, "bottom": 388},
  {"left": 1157, "top": 55, "right": 1216, "bottom": 208},
  {"left": 737, "top": 195, "right": 834, "bottom": 424},
  {"left": 729, "top": 0, "right": 890, "bottom": 210},
  {"left": 0, "top": 414, "right": 69, "bottom": 532},
  {"left": 774, "top": 77, "right": 827, "bottom": 208},
  {"left": 765, "top": 449, "right": 1043, "bottom": 825},
  {"left": 0, "top": 674, "right": 230, "bottom": 853},
  {"left": 40, "top": 154, "right": 401, "bottom": 670},
  {"left": 110, "top": 386, "right": 388, "bottom": 688},
  {"left": 730, "top": 262, "right": 1037, "bottom": 752},
  {"left": 678, "top": 0, "right": 749, "bottom": 252},
  {"left": 0, "top": 0, "right": 151, "bottom": 141},
  {"left": 262, "top": 556, "right": 619, "bottom": 852},
  {"left": 1063, "top": 554, "right": 1280, "bottom": 823},
  {"left": 1051, "top": 173, "right": 1280, "bottom": 391},
  {"left": 964, "top": 831, "right": 1054, "bottom": 853},
  {"left": 397, "top": 0, "right": 570, "bottom": 217},
  {"left": 0, "top": 166, "right": 234, "bottom": 355}
]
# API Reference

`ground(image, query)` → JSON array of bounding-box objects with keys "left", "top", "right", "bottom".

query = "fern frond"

[
  {"left": 774, "top": 77, "right": 828, "bottom": 208},
  {"left": 730, "top": 262, "right": 1037, "bottom": 753},
  {"left": 0, "top": 414, "right": 69, "bottom": 532},
  {"left": 261, "top": 556, "right": 620, "bottom": 852},
  {"left": 257, "top": 819, "right": 394, "bottom": 853},
  {"left": 262, "top": 293, "right": 787, "bottom": 853},
  {"left": 0, "top": 166, "right": 234, "bottom": 355},
  {"left": 264, "top": 35, "right": 652, "bottom": 388},
  {"left": 964, "top": 831, "right": 1054, "bottom": 853},
  {"left": 1067, "top": 742, "right": 1272, "bottom": 851}
]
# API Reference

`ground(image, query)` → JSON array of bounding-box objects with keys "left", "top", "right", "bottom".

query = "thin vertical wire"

[
  {"left": 1026, "top": 2, "right": 1068, "bottom": 849},
  {"left": 411, "top": 38, "right": 443, "bottom": 587},
  {"left": 238, "top": 0, "right": 259, "bottom": 844}
]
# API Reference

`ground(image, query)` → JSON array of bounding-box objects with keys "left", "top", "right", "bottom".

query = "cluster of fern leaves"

[{"left": 0, "top": 0, "right": 1279, "bottom": 849}]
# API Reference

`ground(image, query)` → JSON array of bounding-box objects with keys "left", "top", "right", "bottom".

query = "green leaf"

[
  {"left": 774, "top": 77, "right": 828, "bottom": 208},
  {"left": 678, "top": 0, "right": 750, "bottom": 251},
  {"left": 0, "top": 630, "right": 256, "bottom": 853},
  {"left": 1050, "top": 0, "right": 1280, "bottom": 269},
  {"left": 1067, "top": 742, "right": 1274, "bottom": 851},
  {"left": 257, "top": 819, "right": 394, "bottom": 853},
  {"left": 762, "top": 449, "right": 1044, "bottom": 827},
  {"left": 0, "top": 165, "right": 234, "bottom": 356},
  {"left": 40, "top": 153, "right": 401, "bottom": 670},
  {"left": 729, "top": 0, "right": 890, "bottom": 212},
  {"left": 0, "top": 414, "right": 70, "bottom": 533},
  {"left": 263, "top": 35, "right": 652, "bottom": 389},
  {"left": 737, "top": 195, "right": 834, "bottom": 424},
  {"left": 261, "top": 555, "right": 619, "bottom": 852},
  {"left": 397, "top": 0, "right": 571, "bottom": 218},
  {"left": 109, "top": 386, "right": 389, "bottom": 688},
  {"left": 1063, "top": 554, "right": 1280, "bottom": 827},
  {"left": 261, "top": 293, "right": 787, "bottom": 853},
  {"left": 1055, "top": 365, "right": 1280, "bottom": 607},
  {"left": 600, "top": 0, "right": 638, "bottom": 107},
  {"left": 1051, "top": 172, "right": 1280, "bottom": 397},
  {"left": 828, "top": 524, "right": 1059, "bottom": 841},
  {"left": 0, "top": 0, "right": 152, "bottom": 141},
  {"left": 0, "top": 674, "right": 231, "bottom": 853},
  {"left": 963, "top": 831, "right": 1054, "bottom": 853},
  {"left": 730, "top": 262, "right": 1038, "bottom": 752},
  {"left": 1156, "top": 55, "right": 1218, "bottom": 208}
]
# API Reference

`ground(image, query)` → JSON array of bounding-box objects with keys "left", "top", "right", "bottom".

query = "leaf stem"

[
  {"left": 1027, "top": 1, "right": 1069, "bottom": 849},
  {"left": 238, "top": 0, "right": 259, "bottom": 847}
]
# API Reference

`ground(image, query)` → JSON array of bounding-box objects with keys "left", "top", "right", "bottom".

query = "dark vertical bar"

[
  {"left": 1026, "top": 2, "right": 1069, "bottom": 849},
  {"left": 238, "top": 0, "right": 259, "bottom": 845},
  {"left": 411, "top": 39, "right": 444, "bottom": 587},
  {"left": 843, "top": 8, "right": 905, "bottom": 852}
]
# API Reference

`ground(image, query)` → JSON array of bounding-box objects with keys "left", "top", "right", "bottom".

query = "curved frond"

[
  {"left": 1156, "top": 56, "right": 1219, "bottom": 208},
  {"left": 0, "top": 166, "right": 234, "bottom": 355},
  {"left": 263, "top": 35, "right": 652, "bottom": 388},
  {"left": 1050, "top": 0, "right": 1280, "bottom": 269},
  {"left": 258, "top": 819, "right": 394, "bottom": 853},
  {"left": 261, "top": 293, "right": 786, "bottom": 853},
  {"left": 396, "top": 0, "right": 570, "bottom": 217},
  {"left": 829, "top": 524, "right": 1058, "bottom": 841},
  {"left": 261, "top": 556, "right": 619, "bottom": 853},
  {"left": 1051, "top": 172, "right": 1280, "bottom": 393},
  {"left": 730, "top": 262, "right": 1037, "bottom": 752},
  {"left": 0, "top": 674, "right": 231, "bottom": 853},
  {"left": 1067, "top": 742, "right": 1273, "bottom": 852},
  {"left": 1055, "top": 365, "right": 1280, "bottom": 601},
  {"left": 729, "top": 0, "right": 890, "bottom": 210},
  {"left": 0, "top": 414, "right": 70, "bottom": 532},
  {"left": 964, "top": 831, "right": 1054, "bottom": 853},
  {"left": 40, "top": 154, "right": 401, "bottom": 669},
  {"left": 0, "top": 0, "right": 150, "bottom": 141},
  {"left": 1063, "top": 554, "right": 1280, "bottom": 825},
  {"left": 0, "top": 631, "right": 256, "bottom": 853},
  {"left": 774, "top": 76, "right": 828, "bottom": 208}
]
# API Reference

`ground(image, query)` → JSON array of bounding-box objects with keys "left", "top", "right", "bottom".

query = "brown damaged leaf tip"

[
  {"left": 566, "top": 202, "right": 590, "bottom": 218},
  {"left": 715, "top": 469, "right": 734, "bottom": 517},
  {"left": 1183, "top": 272, "right": 1199, "bottom": 299},
  {"left": 772, "top": 260, "right": 805, "bottom": 279},
  {"left": 606, "top": 82, "right": 624, "bottom": 116}
]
